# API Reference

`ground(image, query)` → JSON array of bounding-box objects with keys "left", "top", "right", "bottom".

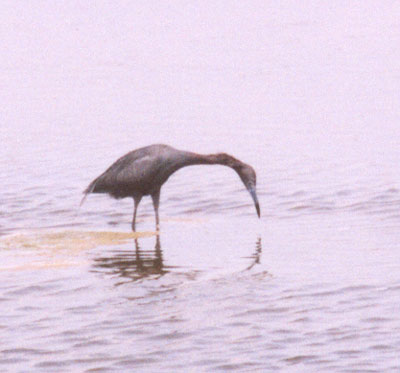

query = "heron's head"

[{"left": 233, "top": 163, "right": 260, "bottom": 218}]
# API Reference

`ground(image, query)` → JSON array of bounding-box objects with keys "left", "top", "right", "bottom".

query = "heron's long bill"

[{"left": 249, "top": 187, "right": 261, "bottom": 218}]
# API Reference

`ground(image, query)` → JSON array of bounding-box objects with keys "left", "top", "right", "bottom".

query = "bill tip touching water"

[{"left": 81, "top": 144, "right": 260, "bottom": 231}]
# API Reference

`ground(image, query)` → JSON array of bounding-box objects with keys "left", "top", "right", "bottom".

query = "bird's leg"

[
  {"left": 151, "top": 190, "right": 161, "bottom": 231},
  {"left": 132, "top": 196, "right": 142, "bottom": 231}
]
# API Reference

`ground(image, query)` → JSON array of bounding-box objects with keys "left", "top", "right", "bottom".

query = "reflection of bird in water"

[
  {"left": 93, "top": 235, "right": 263, "bottom": 284},
  {"left": 245, "top": 236, "right": 262, "bottom": 271},
  {"left": 92, "top": 235, "right": 168, "bottom": 284},
  {"left": 81, "top": 144, "right": 260, "bottom": 231}
]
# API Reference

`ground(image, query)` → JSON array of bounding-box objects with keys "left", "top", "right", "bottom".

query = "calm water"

[{"left": 1, "top": 1, "right": 400, "bottom": 372}]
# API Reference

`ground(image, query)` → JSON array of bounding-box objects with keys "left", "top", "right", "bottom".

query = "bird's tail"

[
  {"left": 79, "top": 178, "right": 99, "bottom": 207},
  {"left": 79, "top": 192, "right": 89, "bottom": 207}
]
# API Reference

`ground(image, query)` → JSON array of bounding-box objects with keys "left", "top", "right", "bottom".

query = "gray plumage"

[{"left": 81, "top": 144, "right": 260, "bottom": 231}]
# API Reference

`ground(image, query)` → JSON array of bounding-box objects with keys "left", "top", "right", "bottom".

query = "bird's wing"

[
  {"left": 82, "top": 145, "right": 172, "bottom": 200},
  {"left": 114, "top": 154, "right": 161, "bottom": 186}
]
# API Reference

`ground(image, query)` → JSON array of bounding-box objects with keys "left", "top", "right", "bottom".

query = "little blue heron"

[{"left": 81, "top": 144, "right": 260, "bottom": 231}]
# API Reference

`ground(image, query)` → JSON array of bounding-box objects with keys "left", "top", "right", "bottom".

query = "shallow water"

[{"left": 2, "top": 1, "right": 400, "bottom": 372}]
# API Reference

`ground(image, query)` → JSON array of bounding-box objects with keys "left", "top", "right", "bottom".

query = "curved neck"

[{"left": 178, "top": 151, "right": 239, "bottom": 169}]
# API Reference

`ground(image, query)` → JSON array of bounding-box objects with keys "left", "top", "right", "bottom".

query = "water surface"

[{"left": 1, "top": 1, "right": 400, "bottom": 372}]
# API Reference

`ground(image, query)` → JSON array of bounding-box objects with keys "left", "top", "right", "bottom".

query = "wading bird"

[{"left": 81, "top": 144, "right": 260, "bottom": 231}]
